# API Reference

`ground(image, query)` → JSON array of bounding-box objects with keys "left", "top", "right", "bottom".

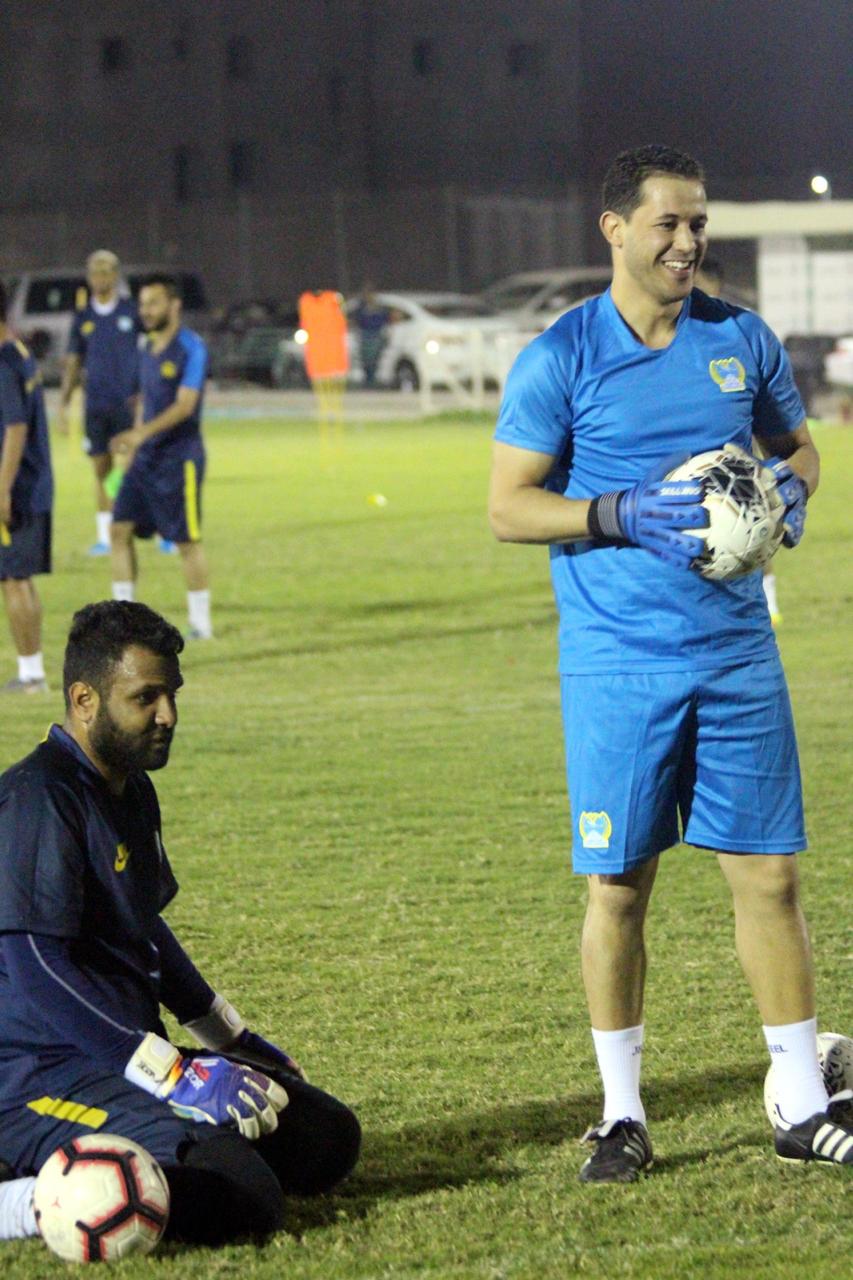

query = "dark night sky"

[{"left": 578, "top": 0, "right": 852, "bottom": 199}]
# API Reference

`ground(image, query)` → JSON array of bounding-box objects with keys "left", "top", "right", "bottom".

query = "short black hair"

[
  {"left": 140, "top": 274, "right": 180, "bottom": 299},
  {"left": 602, "top": 145, "right": 705, "bottom": 219},
  {"left": 0, "top": 280, "right": 7, "bottom": 322},
  {"left": 63, "top": 601, "right": 184, "bottom": 707}
]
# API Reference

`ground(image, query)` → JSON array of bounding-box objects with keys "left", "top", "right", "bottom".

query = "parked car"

[
  {"left": 208, "top": 300, "right": 308, "bottom": 386},
  {"left": 824, "top": 335, "right": 853, "bottom": 389},
  {"left": 482, "top": 267, "right": 613, "bottom": 333},
  {"left": 346, "top": 291, "right": 521, "bottom": 391},
  {"left": 783, "top": 333, "right": 839, "bottom": 415},
  {"left": 4, "top": 265, "right": 209, "bottom": 384}
]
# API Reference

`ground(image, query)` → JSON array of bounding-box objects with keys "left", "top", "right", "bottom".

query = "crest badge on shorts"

[{"left": 579, "top": 811, "right": 612, "bottom": 848}]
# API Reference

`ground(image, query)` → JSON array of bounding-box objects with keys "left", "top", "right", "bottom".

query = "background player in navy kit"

[
  {"left": 110, "top": 276, "right": 213, "bottom": 639},
  {"left": 0, "top": 282, "right": 53, "bottom": 695},
  {"left": 0, "top": 601, "right": 360, "bottom": 1244},
  {"left": 59, "top": 251, "right": 141, "bottom": 556},
  {"left": 489, "top": 145, "right": 852, "bottom": 1182}
]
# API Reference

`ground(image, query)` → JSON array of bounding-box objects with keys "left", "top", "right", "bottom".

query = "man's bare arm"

[{"left": 488, "top": 441, "right": 593, "bottom": 544}]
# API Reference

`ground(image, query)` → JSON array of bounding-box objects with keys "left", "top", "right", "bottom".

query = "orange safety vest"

[{"left": 298, "top": 291, "right": 349, "bottom": 380}]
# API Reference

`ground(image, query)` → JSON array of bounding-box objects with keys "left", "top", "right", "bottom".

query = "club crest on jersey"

[
  {"left": 579, "top": 811, "right": 612, "bottom": 848},
  {"left": 160, "top": 360, "right": 178, "bottom": 378},
  {"left": 114, "top": 843, "right": 130, "bottom": 872},
  {"left": 118, "top": 315, "right": 134, "bottom": 331},
  {"left": 81, "top": 320, "right": 95, "bottom": 336},
  {"left": 709, "top": 357, "right": 746, "bottom": 393}
]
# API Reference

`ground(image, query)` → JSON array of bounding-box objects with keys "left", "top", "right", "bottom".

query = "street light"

[{"left": 810, "top": 174, "right": 831, "bottom": 199}]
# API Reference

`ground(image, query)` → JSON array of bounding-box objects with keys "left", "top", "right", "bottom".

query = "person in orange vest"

[{"left": 297, "top": 290, "right": 349, "bottom": 455}]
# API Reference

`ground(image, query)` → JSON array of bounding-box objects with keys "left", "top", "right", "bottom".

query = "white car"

[
  {"left": 482, "top": 267, "right": 613, "bottom": 333},
  {"left": 824, "top": 336, "right": 853, "bottom": 388},
  {"left": 4, "top": 265, "right": 209, "bottom": 384},
  {"left": 353, "top": 291, "right": 521, "bottom": 391}
]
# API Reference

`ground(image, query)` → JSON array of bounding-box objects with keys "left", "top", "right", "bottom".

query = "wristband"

[
  {"left": 182, "top": 993, "right": 246, "bottom": 1051},
  {"left": 587, "top": 491, "right": 623, "bottom": 541},
  {"left": 124, "top": 1032, "right": 184, "bottom": 1098}
]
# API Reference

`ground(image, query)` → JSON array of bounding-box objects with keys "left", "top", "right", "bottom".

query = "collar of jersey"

[{"left": 48, "top": 723, "right": 110, "bottom": 783}]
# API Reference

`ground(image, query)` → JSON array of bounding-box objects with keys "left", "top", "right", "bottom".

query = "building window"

[
  {"left": 226, "top": 35, "right": 254, "bottom": 80},
  {"left": 172, "top": 146, "right": 191, "bottom": 202},
  {"left": 228, "top": 140, "right": 257, "bottom": 191},
  {"left": 100, "top": 37, "right": 129, "bottom": 73},
  {"left": 506, "top": 42, "right": 543, "bottom": 78},
  {"left": 412, "top": 40, "right": 436, "bottom": 76}
]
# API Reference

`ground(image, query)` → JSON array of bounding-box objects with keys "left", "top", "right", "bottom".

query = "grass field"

[{"left": 3, "top": 408, "right": 851, "bottom": 1279}]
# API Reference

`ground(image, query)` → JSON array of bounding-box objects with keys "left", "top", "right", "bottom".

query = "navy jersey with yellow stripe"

[
  {"left": 0, "top": 726, "right": 178, "bottom": 1059},
  {"left": 0, "top": 339, "right": 53, "bottom": 517},
  {"left": 67, "top": 297, "right": 141, "bottom": 411},
  {"left": 139, "top": 327, "right": 208, "bottom": 461}
]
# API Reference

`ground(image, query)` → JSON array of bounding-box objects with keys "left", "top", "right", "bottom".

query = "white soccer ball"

[
  {"left": 763, "top": 1031, "right": 853, "bottom": 1128},
  {"left": 34, "top": 1133, "right": 169, "bottom": 1263},
  {"left": 666, "top": 443, "right": 785, "bottom": 581}
]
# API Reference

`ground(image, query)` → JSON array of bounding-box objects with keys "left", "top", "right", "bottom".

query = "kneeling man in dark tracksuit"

[{"left": 0, "top": 600, "right": 360, "bottom": 1244}]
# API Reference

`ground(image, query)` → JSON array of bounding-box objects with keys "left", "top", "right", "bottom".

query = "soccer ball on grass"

[
  {"left": 666, "top": 443, "right": 785, "bottom": 581},
  {"left": 34, "top": 1133, "right": 169, "bottom": 1262},
  {"left": 763, "top": 1031, "right": 853, "bottom": 1128}
]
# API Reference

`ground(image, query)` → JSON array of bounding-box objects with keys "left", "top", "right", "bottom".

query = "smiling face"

[
  {"left": 604, "top": 174, "right": 708, "bottom": 309},
  {"left": 85, "top": 644, "right": 182, "bottom": 784}
]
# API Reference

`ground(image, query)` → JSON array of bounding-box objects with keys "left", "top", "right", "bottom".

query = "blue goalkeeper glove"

[
  {"left": 181, "top": 993, "right": 307, "bottom": 1081},
  {"left": 125, "top": 1033, "right": 287, "bottom": 1140},
  {"left": 762, "top": 456, "right": 808, "bottom": 547},
  {"left": 587, "top": 460, "right": 708, "bottom": 571}
]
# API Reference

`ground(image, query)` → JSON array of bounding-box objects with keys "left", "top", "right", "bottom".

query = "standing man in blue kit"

[{"left": 489, "top": 144, "right": 852, "bottom": 1182}]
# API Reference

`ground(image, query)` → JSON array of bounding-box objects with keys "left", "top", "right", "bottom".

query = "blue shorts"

[
  {"left": 84, "top": 404, "right": 133, "bottom": 457},
  {"left": 0, "top": 512, "right": 52, "bottom": 580},
  {"left": 561, "top": 656, "right": 806, "bottom": 874},
  {"left": 0, "top": 1052, "right": 199, "bottom": 1174},
  {"left": 113, "top": 452, "right": 205, "bottom": 544}
]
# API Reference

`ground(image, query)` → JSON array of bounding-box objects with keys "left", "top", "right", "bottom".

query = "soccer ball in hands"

[
  {"left": 34, "top": 1134, "right": 169, "bottom": 1262},
  {"left": 763, "top": 1031, "right": 853, "bottom": 1127},
  {"left": 666, "top": 443, "right": 785, "bottom": 581}
]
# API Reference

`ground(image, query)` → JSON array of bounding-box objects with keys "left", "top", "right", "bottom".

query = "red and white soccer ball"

[
  {"left": 764, "top": 1031, "right": 853, "bottom": 1127},
  {"left": 34, "top": 1133, "right": 169, "bottom": 1263},
  {"left": 666, "top": 443, "right": 785, "bottom": 581}
]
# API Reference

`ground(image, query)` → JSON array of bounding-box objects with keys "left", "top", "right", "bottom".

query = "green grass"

[{"left": 4, "top": 411, "right": 851, "bottom": 1278}]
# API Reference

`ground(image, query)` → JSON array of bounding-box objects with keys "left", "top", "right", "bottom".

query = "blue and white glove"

[
  {"left": 182, "top": 993, "right": 307, "bottom": 1081},
  {"left": 762, "top": 456, "right": 808, "bottom": 547},
  {"left": 125, "top": 1032, "right": 288, "bottom": 1139},
  {"left": 587, "top": 460, "right": 708, "bottom": 570}
]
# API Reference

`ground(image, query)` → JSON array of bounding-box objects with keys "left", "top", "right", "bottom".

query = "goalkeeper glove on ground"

[
  {"left": 587, "top": 463, "right": 708, "bottom": 570},
  {"left": 182, "top": 993, "right": 307, "bottom": 1080},
  {"left": 761, "top": 456, "right": 808, "bottom": 546},
  {"left": 125, "top": 1032, "right": 287, "bottom": 1139}
]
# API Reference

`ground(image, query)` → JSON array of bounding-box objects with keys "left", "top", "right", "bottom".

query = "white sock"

[
  {"left": 591, "top": 1024, "right": 646, "bottom": 1124},
  {"left": 762, "top": 571, "right": 779, "bottom": 616},
  {"left": 763, "top": 1016, "right": 828, "bottom": 1124},
  {"left": 96, "top": 510, "right": 112, "bottom": 544},
  {"left": 113, "top": 580, "right": 135, "bottom": 602},
  {"left": 0, "top": 1177, "right": 37, "bottom": 1239},
  {"left": 18, "top": 652, "right": 45, "bottom": 682},
  {"left": 187, "top": 589, "right": 212, "bottom": 637}
]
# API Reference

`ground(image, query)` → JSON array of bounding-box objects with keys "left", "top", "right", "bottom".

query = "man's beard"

[{"left": 90, "top": 705, "right": 173, "bottom": 775}]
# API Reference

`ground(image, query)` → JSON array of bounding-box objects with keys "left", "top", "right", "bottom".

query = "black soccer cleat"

[
  {"left": 579, "top": 1117, "right": 653, "bottom": 1184},
  {"left": 775, "top": 1091, "right": 853, "bottom": 1166}
]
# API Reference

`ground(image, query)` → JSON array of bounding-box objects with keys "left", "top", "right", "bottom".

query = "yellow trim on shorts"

[
  {"left": 0, "top": 523, "right": 10, "bottom": 547},
  {"left": 184, "top": 460, "right": 200, "bottom": 542},
  {"left": 27, "top": 1096, "right": 108, "bottom": 1129}
]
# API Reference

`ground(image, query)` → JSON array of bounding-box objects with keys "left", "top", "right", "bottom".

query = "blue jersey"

[
  {"left": 0, "top": 726, "right": 179, "bottom": 1060},
  {"left": 138, "top": 327, "right": 208, "bottom": 462},
  {"left": 494, "top": 289, "right": 806, "bottom": 674},
  {"left": 68, "top": 297, "right": 141, "bottom": 411},
  {"left": 0, "top": 339, "right": 53, "bottom": 517}
]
